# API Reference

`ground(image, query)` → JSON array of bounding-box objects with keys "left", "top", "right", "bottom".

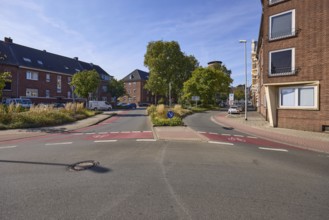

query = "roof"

[
  {"left": 122, "top": 69, "right": 149, "bottom": 82},
  {"left": 0, "top": 38, "right": 111, "bottom": 77}
]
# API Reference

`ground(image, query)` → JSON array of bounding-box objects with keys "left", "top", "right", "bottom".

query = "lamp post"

[{"left": 239, "top": 40, "right": 248, "bottom": 121}]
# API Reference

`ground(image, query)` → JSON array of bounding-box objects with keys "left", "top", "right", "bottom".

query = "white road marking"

[
  {"left": 72, "top": 133, "right": 83, "bottom": 135},
  {"left": 208, "top": 141, "right": 234, "bottom": 146},
  {"left": 209, "top": 132, "right": 218, "bottom": 135},
  {"left": 197, "top": 131, "right": 206, "bottom": 134},
  {"left": 258, "top": 147, "right": 288, "bottom": 152},
  {"left": 136, "top": 139, "right": 156, "bottom": 142},
  {"left": 143, "top": 131, "right": 152, "bottom": 133},
  {"left": 132, "top": 131, "right": 141, "bottom": 133},
  {"left": 98, "top": 132, "right": 108, "bottom": 134},
  {"left": 234, "top": 135, "right": 244, "bottom": 137},
  {"left": 0, "top": 146, "right": 17, "bottom": 149},
  {"left": 94, "top": 140, "right": 117, "bottom": 143},
  {"left": 221, "top": 134, "right": 231, "bottom": 136},
  {"left": 86, "top": 133, "right": 95, "bottom": 135},
  {"left": 45, "top": 142, "right": 72, "bottom": 146},
  {"left": 110, "top": 132, "right": 119, "bottom": 134},
  {"left": 121, "top": 131, "right": 130, "bottom": 133},
  {"left": 247, "top": 136, "right": 258, "bottom": 139}
]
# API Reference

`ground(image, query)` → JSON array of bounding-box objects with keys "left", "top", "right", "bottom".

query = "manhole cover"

[{"left": 69, "top": 160, "right": 99, "bottom": 171}]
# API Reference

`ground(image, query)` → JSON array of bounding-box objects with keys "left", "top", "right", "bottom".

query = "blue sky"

[{"left": 1, "top": 0, "right": 262, "bottom": 86}]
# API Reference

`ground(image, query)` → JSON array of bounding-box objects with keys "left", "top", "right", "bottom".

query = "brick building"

[
  {"left": 256, "top": 0, "right": 329, "bottom": 132},
  {"left": 0, "top": 37, "right": 112, "bottom": 104},
  {"left": 121, "top": 69, "right": 153, "bottom": 105}
]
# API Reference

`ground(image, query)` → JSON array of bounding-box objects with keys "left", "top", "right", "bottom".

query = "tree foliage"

[
  {"left": 144, "top": 40, "right": 199, "bottom": 100},
  {"left": 108, "top": 78, "right": 125, "bottom": 102},
  {"left": 70, "top": 70, "right": 100, "bottom": 99},
  {"left": 144, "top": 72, "right": 166, "bottom": 104},
  {"left": 234, "top": 86, "right": 245, "bottom": 100},
  {"left": 0, "top": 72, "right": 11, "bottom": 99},
  {"left": 182, "top": 67, "right": 232, "bottom": 105}
]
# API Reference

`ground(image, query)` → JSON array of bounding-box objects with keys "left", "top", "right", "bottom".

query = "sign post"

[
  {"left": 229, "top": 93, "right": 234, "bottom": 106},
  {"left": 192, "top": 96, "right": 200, "bottom": 107}
]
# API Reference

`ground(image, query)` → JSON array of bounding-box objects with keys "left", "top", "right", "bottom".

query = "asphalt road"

[{"left": 0, "top": 109, "right": 328, "bottom": 219}]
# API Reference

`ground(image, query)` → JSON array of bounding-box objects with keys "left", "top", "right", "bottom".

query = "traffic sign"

[{"left": 167, "top": 111, "right": 174, "bottom": 119}]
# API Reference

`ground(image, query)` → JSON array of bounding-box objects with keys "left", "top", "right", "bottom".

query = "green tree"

[
  {"left": 70, "top": 69, "right": 100, "bottom": 99},
  {"left": 182, "top": 67, "right": 232, "bottom": 106},
  {"left": 108, "top": 78, "right": 125, "bottom": 102},
  {"left": 144, "top": 72, "right": 166, "bottom": 104},
  {"left": 234, "top": 86, "right": 245, "bottom": 100},
  {"left": 144, "top": 40, "right": 199, "bottom": 102},
  {"left": 0, "top": 72, "right": 11, "bottom": 99}
]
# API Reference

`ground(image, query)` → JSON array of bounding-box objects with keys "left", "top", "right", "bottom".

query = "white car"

[
  {"left": 228, "top": 106, "right": 240, "bottom": 114},
  {"left": 88, "top": 101, "right": 112, "bottom": 111}
]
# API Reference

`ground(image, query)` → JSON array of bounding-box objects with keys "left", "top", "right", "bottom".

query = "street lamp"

[{"left": 239, "top": 40, "right": 248, "bottom": 121}]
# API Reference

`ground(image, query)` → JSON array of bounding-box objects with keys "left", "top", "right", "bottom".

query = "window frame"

[
  {"left": 269, "top": 9, "right": 295, "bottom": 41},
  {"left": 279, "top": 85, "right": 318, "bottom": 109},
  {"left": 26, "top": 88, "right": 38, "bottom": 97},
  {"left": 26, "top": 71, "right": 39, "bottom": 80},
  {"left": 269, "top": 48, "right": 295, "bottom": 76}
]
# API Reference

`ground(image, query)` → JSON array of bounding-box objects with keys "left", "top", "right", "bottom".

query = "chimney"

[
  {"left": 74, "top": 57, "right": 78, "bottom": 60},
  {"left": 4, "top": 37, "right": 13, "bottom": 43}
]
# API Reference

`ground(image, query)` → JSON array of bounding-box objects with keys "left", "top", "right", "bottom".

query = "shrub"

[
  {"left": 146, "top": 105, "right": 156, "bottom": 115},
  {"left": 156, "top": 104, "right": 166, "bottom": 116},
  {"left": 152, "top": 116, "right": 183, "bottom": 126}
]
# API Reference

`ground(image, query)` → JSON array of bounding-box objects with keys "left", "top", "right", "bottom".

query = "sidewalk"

[
  {"left": 213, "top": 111, "right": 329, "bottom": 154},
  {"left": 0, "top": 113, "right": 112, "bottom": 142}
]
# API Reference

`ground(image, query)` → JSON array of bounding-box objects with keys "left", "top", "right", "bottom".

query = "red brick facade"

[
  {"left": 257, "top": 0, "right": 329, "bottom": 132},
  {"left": 0, "top": 38, "right": 112, "bottom": 104}
]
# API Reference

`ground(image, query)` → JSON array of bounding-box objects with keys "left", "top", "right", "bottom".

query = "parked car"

[
  {"left": 88, "top": 101, "right": 112, "bottom": 111},
  {"left": 138, "top": 103, "right": 150, "bottom": 107},
  {"left": 122, "top": 103, "right": 137, "bottom": 109},
  {"left": 52, "top": 103, "right": 65, "bottom": 108},
  {"left": 4, "top": 98, "right": 32, "bottom": 108},
  {"left": 228, "top": 106, "right": 240, "bottom": 114}
]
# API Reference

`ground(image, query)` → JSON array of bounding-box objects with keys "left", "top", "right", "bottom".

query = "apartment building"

[
  {"left": 257, "top": 0, "right": 329, "bottom": 132},
  {"left": 0, "top": 37, "right": 112, "bottom": 104},
  {"left": 121, "top": 69, "right": 153, "bottom": 104}
]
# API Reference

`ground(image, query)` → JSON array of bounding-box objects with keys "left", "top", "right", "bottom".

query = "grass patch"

[{"left": 0, "top": 102, "right": 97, "bottom": 130}]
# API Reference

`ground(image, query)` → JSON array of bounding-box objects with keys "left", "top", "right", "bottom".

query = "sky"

[{"left": 1, "top": 0, "right": 262, "bottom": 86}]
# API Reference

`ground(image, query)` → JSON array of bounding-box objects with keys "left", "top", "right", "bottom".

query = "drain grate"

[{"left": 69, "top": 160, "right": 99, "bottom": 171}]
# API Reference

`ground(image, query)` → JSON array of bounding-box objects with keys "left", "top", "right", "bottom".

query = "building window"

[
  {"left": 102, "top": 85, "right": 108, "bottom": 92},
  {"left": 46, "top": 74, "right": 50, "bottom": 82},
  {"left": 23, "top": 57, "right": 31, "bottom": 62},
  {"left": 269, "top": 0, "right": 285, "bottom": 5},
  {"left": 57, "top": 76, "right": 62, "bottom": 93},
  {"left": 4, "top": 82, "right": 11, "bottom": 90},
  {"left": 68, "top": 77, "right": 72, "bottom": 84},
  {"left": 133, "top": 89, "right": 136, "bottom": 94},
  {"left": 26, "top": 88, "right": 38, "bottom": 97},
  {"left": 269, "top": 10, "right": 295, "bottom": 40},
  {"left": 269, "top": 48, "right": 295, "bottom": 76},
  {"left": 26, "top": 71, "right": 38, "bottom": 80},
  {"left": 46, "top": 90, "right": 50, "bottom": 98},
  {"left": 279, "top": 86, "right": 317, "bottom": 109}
]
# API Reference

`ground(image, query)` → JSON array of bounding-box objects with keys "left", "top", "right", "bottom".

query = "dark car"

[
  {"left": 125, "top": 103, "right": 137, "bottom": 109},
  {"left": 138, "top": 103, "right": 150, "bottom": 107}
]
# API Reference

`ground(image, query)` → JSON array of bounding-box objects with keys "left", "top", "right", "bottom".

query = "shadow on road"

[{"left": 0, "top": 159, "right": 111, "bottom": 174}]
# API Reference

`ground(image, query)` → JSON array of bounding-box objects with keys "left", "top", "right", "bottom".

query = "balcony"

[{"left": 269, "top": 67, "right": 297, "bottom": 76}]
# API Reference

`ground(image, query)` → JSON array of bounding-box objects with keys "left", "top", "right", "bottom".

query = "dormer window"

[
  {"left": 23, "top": 57, "right": 31, "bottom": 62},
  {"left": 75, "top": 69, "right": 80, "bottom": 72},
  {"left": 37, "top": 60, "right": 43, "bottom": 65},
  {"left": 65, "top": 66, "right": 69, "bottom": 70},
  {"left": 130, "top": 75, "right": 134, "bottom": 80}
]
